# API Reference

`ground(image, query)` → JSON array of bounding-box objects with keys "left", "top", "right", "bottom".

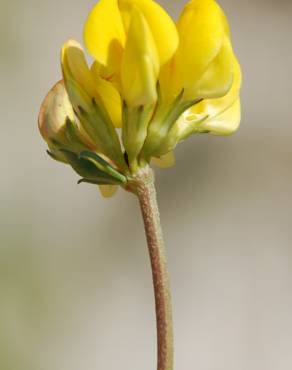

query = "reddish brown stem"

[{"left": 133, "top": 166, "right": 173, "bottom": 370}]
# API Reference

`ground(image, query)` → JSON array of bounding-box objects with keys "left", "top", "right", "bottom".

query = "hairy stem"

[{"left": 132, "top": 166, "right": 173, "bottom": 370}]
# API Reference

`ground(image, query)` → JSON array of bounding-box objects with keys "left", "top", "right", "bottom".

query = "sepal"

[
  {"left": 79, "top": 151, "right": 127, "bottom": 184},
  {"left": 141, "top": 89, "right": 201, "bottom": 159},
  {"left": 46, "top": 150, "right": 66, "bottom": 163},
  {"left": 122, "top": 102, "right": 155, "bottom": 172},
  {"left": 60, "top": 149, "right": 126, "bottom": 185}
]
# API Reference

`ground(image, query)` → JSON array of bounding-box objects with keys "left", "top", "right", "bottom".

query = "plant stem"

[{"left": 132, "top": 166, "right": 173, "bottom": 370}]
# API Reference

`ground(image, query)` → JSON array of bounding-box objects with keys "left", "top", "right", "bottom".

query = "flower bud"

[
  {"left": 38, "top": 80, "right": 94, "bottom": 162},
  {"left": 61, "top": 40, "right": 126, "bottom": 169}
]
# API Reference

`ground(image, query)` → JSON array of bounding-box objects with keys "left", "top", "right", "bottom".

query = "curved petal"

[
  {"left": 191, "top": 55, "right": 242, "bottom": 118},
  {"left": 186, "top": 36, "right": 234, "bottom": 100},
  {"left": 201, "top": 98, "right": 241, "bottom": 135},
  {"left": 61, "top": 39, "right": 98, "bottom": 98},
  {"left": 173, "top": 55, "right": 241, "bottom": 138},
  {"left": 163, "top": 0, "right": 237, "bottom": 103},
  {"left": 83, "top": 0, "right": 125, "bottom": 75},
  {"left": 62, "top": 47, "right": 122, "bottom": 128},
  {"left": 218, "top": 2, "right": 231, "bottom": 38},
  {"left": 121, "top": 7, "right": 159, "bottom": 106},
  {"left": 91, "top": 62, "right": 122, "bottom": 128},
  {"left": 175, "top": 0, "right": 225, "bottom": 92},
  {"left": 118, "top": 0, "right": 178, "bottom": 65}
]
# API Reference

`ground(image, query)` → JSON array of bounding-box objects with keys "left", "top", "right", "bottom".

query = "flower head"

[{"left": 39, "top": 0, "right": 241, "bottom": 196}]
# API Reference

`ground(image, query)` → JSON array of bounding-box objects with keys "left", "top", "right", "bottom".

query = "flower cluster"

[{"left": 39, "top": 0, "right": 241, "bottom": 197}]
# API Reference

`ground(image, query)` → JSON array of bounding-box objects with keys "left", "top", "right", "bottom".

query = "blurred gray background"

[{"left": 1, "top": 0, "right": 292, "bottom": 369}]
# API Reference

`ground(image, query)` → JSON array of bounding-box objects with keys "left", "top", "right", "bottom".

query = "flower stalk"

[{"left": 130, "top": 166, "right": 173, "bottom": 370}]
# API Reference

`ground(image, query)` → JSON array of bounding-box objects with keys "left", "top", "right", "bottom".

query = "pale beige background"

[{"left": 1, "top": 0, "right": 292, "bottom": 369}]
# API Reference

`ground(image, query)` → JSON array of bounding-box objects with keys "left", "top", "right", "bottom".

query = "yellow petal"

[
  {"left": 187, "top": 36, "right": 234, "bottom": 100},
  {"left": 176, "top": 1, "right": 224, "bottom": 84},
  {"left": 191, "top": 55, "right": 242, "bottom": 118},
  {"left": 91, "top": 62, "right": 122, "bottom": 128},
  {"left": 91, "top": 60, "right": 120, "bottom": 88},
  {"left": 202, "top": 98, "right": 241, "bottom": 135},
  {"left": 218, "top": 2, "right": 231, "bottom": 38},
  {"left": 62, "top": 45, "right": 122, "bottom": 128},
  {"left": 152, "top": 151, "right": 175, "bottom": 168},
  {"left": 61, "top": 39, "right": 98, "bottom": 98},
  {"left": 121, "top": 7, "right": 159, "bottom": 106},
  {"left": 174, "top": 55, "right": 241, "bottom": 138},
  {"left": 99, "top": 185, "right": 119, "bottom": 198},
  {"left": 168, "top": 0, "right": 236, "bottom": 101},
  {"left": 83, "top": 0, "right": 125, "bottom": 75},
  {"left": 118, "top": 0, "right": 178, "bottom": 65}
]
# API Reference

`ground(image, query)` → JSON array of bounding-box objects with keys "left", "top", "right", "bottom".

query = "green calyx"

[
  {"left": 120, "top": 87, "right": 206, "bottom": 173},
  {"left": 122, "top": 102, "right": 155, "bottom": 173},
  {"left": 64, "top": 77, "right": 127, "bottom": 171},
  {"left": 53, "top": 149, "right": 127, "bottom": 186},
  {"left": 139, "top": 89, "right": 204, "bottom": 160}
]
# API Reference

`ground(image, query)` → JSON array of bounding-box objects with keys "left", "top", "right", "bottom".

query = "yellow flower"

[
  {"left": 39, "top": 0, "right": 242, "bottom": 196},
  {"left": 141, "top": 0, "right": 241, "bottom": 158},
  {"left": 83, "top": 0, "right": 179, "bottom": 171},
  {"left": 84, "top": 0, "right": 179, "bottom": 104}
]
